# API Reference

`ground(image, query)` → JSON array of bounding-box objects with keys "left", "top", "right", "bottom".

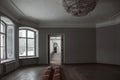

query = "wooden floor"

[
  {"left": 1, "top": 64, "right": 120, "bottom": 80},
  {"left": 62, "top": 64, "right": 120, "bottom": 80},
  {"left": 1, "top": 66, "right": 46, "bottom": 80},
  {"left": 50, "top": 53, "right": 61, "bottom": 65}
]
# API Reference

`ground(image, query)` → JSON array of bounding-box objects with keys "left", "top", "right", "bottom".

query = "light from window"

[
  {"left": 28, "top": 30, "right": 34, "bottom": 38},
  {"left": 0, "top": 16, "right": 14, "bottom": 61},
  {"left": 0, "top": 22, "right": 6, "bottom": 60},
  {"left": 19, "top": 28, "right": 38, "bottom": 57}
]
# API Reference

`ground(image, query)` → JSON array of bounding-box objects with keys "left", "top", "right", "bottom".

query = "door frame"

[{"left": 48, "top": 33, "right": 65, "bottom": 65}]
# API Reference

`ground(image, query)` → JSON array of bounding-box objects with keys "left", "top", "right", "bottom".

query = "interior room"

[
  {"left": 0, "top": 0, "right": 120, "bottom": 80},
  {"left": 49, "top": 35, "right": 62, "bottom": 65}
]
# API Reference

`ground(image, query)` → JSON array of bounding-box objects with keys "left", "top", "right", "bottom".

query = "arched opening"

[{"left": 19, "top": 27, "right": 38, "bottom": 58}]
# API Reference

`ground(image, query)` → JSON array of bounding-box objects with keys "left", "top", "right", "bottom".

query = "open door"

[{"left": 48, "top": 34, "right": 64, "bottom": 66}]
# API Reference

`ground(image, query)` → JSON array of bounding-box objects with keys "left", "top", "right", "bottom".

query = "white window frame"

[
  {"left": 0, "top": 16, "right": 15, "bottom": 62},
  {"left": 0, "top": 21, "right": 7, "bottom": 60},
  {"left": 19, "top": 27, "right": 38, "bottom": 57}
]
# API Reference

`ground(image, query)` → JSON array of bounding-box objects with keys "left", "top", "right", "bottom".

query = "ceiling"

[{"left": 0, "top": 0, "right": 120, "bottom": 27}]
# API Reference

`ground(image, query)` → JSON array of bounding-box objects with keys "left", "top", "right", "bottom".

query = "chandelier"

[{"left": 63, "top": 0, "right": 97, "bottom": 16}]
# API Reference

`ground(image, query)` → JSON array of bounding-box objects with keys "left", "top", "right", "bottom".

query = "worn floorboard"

[
  {"left": 62, "top": 64, "right": 120, "bottom": 80},
  {"left": 1, "top": 64, "right": 120, "bottom": 80},
  {"left": 1, "top": 66, "right": 46, "bottom": 80}
]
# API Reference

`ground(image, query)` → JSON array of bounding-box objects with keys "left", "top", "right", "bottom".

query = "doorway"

[{"left": 48, "top": 34, "right": 63, "bottom": 66}]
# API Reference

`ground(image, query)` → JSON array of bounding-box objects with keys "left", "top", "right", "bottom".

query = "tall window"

[
  {"left": 0, "top": 16, "right": 14, "bottom": 61},
  {"left": 0, "top": 22, "right": 6, "bottom": 60},
  {"left": 19, "top": 27, "right": 38, "bottom": 57}
]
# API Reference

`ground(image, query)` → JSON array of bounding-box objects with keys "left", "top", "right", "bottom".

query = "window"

[
  {"left": 0, "top": 22, "right": 6, "bottom": 60},
  {"left": 0, "top": 16, "right": 14, "bottom": 61},
  {"left": 19, "top": 27, "right": 38, "bottom": 57}
]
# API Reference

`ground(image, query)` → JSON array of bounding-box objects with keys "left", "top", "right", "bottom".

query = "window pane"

[
  {"left": 1, "top": 47, "right": 5, "bottom": 59},
  {"left": 7, "top": 26, "right": 14, "bottom": 59},
  {"left": 0, "top": 23, "right": 5, "bottom": 33},
  {"left": 27, "top": 30, "right": 34, "bottom": 38},
  {"left": 19, "top": 38, "right": 26, "bottom": 56},
  {"left": 1, "top": 34, "right": 5, "bottom": 47},
  {"left": 28, "top": 47, "right": 35, "bottom": 56},
  {"left": 19, "top": 30, "right": 26, "bottom": 37},
  {"left": 28, "top": 39, "right": 35, "bottom": 56},
  {"left": 28, "top": 39, "right": 34, "bottom": 47}
]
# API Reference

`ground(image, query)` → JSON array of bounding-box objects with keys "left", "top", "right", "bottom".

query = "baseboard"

[
  {"left": 63, "top": 63, "right": 97, "bottom": 65},
  {"left": 63, "top": 63, "right": 120, "bottom": 67},
  {"left": 96, "top": 63, "right": 120, "bottom": 67}
]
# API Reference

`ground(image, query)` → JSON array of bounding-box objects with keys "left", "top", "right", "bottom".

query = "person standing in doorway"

[{"left": 53, "top": 42, "right": 58, "bottom": 53}]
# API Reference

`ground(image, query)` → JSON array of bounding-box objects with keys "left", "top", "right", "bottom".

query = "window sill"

[
  {"left": 1, "top": 59, "right": 15, "bottom": 63},
  {"left": 19, "top": 56, "right": 39, "bottom": 59}
]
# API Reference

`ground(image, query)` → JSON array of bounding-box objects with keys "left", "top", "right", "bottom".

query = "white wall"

[
  {"left": 96, "top": 24, "right": 120, "bottom": 65},
  {"left": 39, "top": 28, "right": 96, "bottom": 64}
]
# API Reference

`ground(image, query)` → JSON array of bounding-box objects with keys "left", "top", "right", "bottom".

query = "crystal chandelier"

[{"left": 63, "top": 0, "right": 97, "bottom": 16}]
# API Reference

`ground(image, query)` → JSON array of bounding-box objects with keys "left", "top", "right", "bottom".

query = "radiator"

[
  {"left": 0, "top": 65, "right": 3, "bottom": 75},
  {"left": 5, "top": 61, "right": 16, "bottom": 73}
]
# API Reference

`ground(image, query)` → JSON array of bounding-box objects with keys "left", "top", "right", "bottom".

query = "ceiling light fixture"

[{"left": 63, "top": 0, "right": 97, "bottom": 17}]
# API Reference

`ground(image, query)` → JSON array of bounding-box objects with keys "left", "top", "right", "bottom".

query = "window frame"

[
  {"left": 0, "top": 20, "right": 7, "bottom": 60},
  {"left": 0, "top": 16, "right": 15, "bottom": 63},
  {"left": 19, "top": 29, "right": 37, "bottom": 57}
]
